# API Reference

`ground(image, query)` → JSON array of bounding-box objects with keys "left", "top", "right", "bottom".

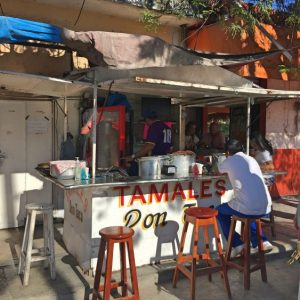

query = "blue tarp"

[{"left": 0, "top": 16, "right": 62, "bottom": 43}]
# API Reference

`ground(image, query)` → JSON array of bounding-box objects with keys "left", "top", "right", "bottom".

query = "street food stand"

[
  {"left": 33, "top": 64, "right": 298, "bottom": 273},
  {"left": 1, "top": 65, "right": 300, "bottom": 273}
]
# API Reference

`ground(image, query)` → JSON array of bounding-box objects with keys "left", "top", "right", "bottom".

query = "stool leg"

[
  {"left": 269, "top": 207, "right": 276, "bottom": 238},
  {"left": 127, "top": 238, "right": 140, "bottom": 300},
  {"left": 47, "top": 211, "right": 56, "bottom": 280},
  {"left": 171, "top": 239, "right": 177, "bottom": 258},
  {"left": 18, "top": 211, "right": 30, "bottom": 275},
  {"left": 203, "top": 225, "right": 212, "bottom": 282},
  {"left": 43, "top": 212, "right": 49, "bottom": 269},
  {"left": 120, "top": 242, "right": 128, "bottom": 297},
  {"left": 103, "top": 240, "right": 114, "bottom": 300},
  {"left": 213, "top": 219, "right": 231, "bottom": 298},
  {"left": 154, "top": 237, "right": 162, "bottom": 264},
  {"left": 93, "top": 239, "right": 106, "bottom": 300},
  {"left": 256, "top": 220, "right": 267, "bottom": 282},
  {"left": 225, "top": 219, "right": 236, "bottom": 261},
  {"left": 173, "top": 220, "right": 189, "bottom": 288},
  {"left": 191, "top": 221, "right": 199, "bottom": 300},
  {"left": 23, "top": 210, "right": 37, "bottom": 286},
  {"left": 243, "top": 220, "right": 251, "bottom": 290}
]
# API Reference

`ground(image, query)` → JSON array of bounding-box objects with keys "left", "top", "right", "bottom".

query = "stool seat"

[
  {"left": 25, "top": 203, "right": 53, "bottom": 211},
  {"left": 185, "top": 207, "right": 218, "bottom": 218},
  {"left": 99, "top": 226, "right": 134, "bottom": 239}
]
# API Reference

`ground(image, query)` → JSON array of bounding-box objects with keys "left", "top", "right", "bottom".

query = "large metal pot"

[
  {"left": 169, "top": 153, "right": 195, "bottom": 177},
  {"left": 138, "top": 156, "right": 163, "bottom": 179}
]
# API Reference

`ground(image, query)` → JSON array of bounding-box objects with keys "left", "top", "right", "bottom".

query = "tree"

[{"left": 141, "top": 0, "right": 300, "bottom": 38}]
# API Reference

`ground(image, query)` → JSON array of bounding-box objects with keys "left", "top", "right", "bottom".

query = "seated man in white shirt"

[{"left": 216, "top": 139, "right": 273, "bottom": 256}]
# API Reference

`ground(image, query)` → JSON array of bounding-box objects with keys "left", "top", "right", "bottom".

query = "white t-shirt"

[
  {"left": 255, "top": 150, "right": 272, "bottom": 164},
  {"left": 218, "top": 152, "right": 272, "bottom": 215}
]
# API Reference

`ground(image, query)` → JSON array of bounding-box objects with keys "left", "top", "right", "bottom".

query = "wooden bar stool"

[
  {"left": 261, "top": 207, "right": 276, "bottom": 238},
  {"left": 92, "top": 226, "right": 140, "bottom": 300},
  {"left": 18, "top": 203, "right": 56, "bottom": 286},
  {"left": 225, "top": 216, "right": 267, "bottom": 290},
  {"left": 173, "top": 207, "right": 231, "bottom": 300}
]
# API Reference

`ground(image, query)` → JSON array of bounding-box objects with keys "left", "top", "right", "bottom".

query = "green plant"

[
  {"left": 285, "top": 14, "right": 300, "bottom": 30},
  {"left": 278, "top": 64, "right": 300, "bottom": 74},
  {"left": 140, "top": 9, "right": 161, "bottom": 32},
  {"left": 139, "top": 1, "right": 300, "bottom": 38}
]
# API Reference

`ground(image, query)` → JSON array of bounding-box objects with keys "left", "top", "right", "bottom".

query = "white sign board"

[{"left": 63, "top": 178, "right": 232, "bottom": 272}]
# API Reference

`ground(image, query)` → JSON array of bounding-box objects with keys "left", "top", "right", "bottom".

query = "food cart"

[
  {"left": 38, "top": 169, "right": 232, "bottom": 272},
  {"left": 34, "top": 64, "right": 299, "bottom": 273}
]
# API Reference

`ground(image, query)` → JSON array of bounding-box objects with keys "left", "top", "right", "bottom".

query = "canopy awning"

[
  {"left": 73, "top": 65, "right": 300, "bottom": 106},
  {"left": 63, "top": 29, "right": 291, "bottom": 68},
  {"left": 0, "top": 16, "right": 62, "bottom": 44},
  {"left": 0, "top": 70, "right": 92, "bottom": 98},
  {"left": 1, "top": 66, "right": 299, "bottom": 105},
  {"left": 0, "top": 16, "right": 293, "bottom": 69}
]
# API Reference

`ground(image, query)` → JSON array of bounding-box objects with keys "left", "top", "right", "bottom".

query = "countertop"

[
  {"left": 36, "top": 167, "right": 226, "bottom": 190},
  {"left": 36, "top": 168, "right": 287, "bottom": 190}
]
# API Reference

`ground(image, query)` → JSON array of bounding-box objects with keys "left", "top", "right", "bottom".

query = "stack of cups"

[{"left": 192, "top": 163, "right": 204, "bottom": 175}]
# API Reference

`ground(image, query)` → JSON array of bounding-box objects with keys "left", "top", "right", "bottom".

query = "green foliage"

[
  {"left": 139, "top": 0, "right": 300, "bottom": 38},
  {"left": 140, "top": 9, "right": 161, "bottom": 32},
  {"left": 285, "top": 13, "right": 300, "bottom": 30},
  {"left": 278, "top": 64, "right": 300, "bottom": 74},
  {"left": 225, "top": 23, "right": 244, "bottom": 39}
]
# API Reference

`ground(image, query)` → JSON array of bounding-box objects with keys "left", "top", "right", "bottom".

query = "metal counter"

[
  {"left": 36, "top": 167, "right": 286, "bottom": 273},
  {"left": 36, "top": 168, "right": 226, "bottom": 190}
]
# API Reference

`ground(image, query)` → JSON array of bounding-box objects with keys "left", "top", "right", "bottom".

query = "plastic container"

[{"left": 75, "top": 157, "right": 81, "bottom": 181}]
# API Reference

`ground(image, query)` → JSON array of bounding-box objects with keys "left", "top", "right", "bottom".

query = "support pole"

[
  {"left": 92, "top": 71, "right": 97, "bottom": 179},
  {"left": 246, "top": 97, "right": 251, "bottom": 155},
  {"left": 179, "top": 105, "right": 186, "bottom": 150},
  {"left": 63, "top": 95, "right": 67, "bottom": 142}
]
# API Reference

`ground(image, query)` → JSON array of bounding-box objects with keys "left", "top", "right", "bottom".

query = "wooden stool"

[
  {"left": 261, "top": 206, "right": 276, "bottom": 238},
  {"left": 225, "top": 216, "right": 267, "bottom": 290},
  {"left": 18, "top": 203, "right": 56, "bottom": 286},
  {"left": 92, "top": 226, "right": 140, "bottom": 300},
  {"left": 172, "top": 207, "right": 231, "bottom": 300}
]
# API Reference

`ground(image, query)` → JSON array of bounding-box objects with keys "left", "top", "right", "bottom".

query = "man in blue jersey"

[{"left": 126, "top": 110, "right": 172, "bottom": 175}]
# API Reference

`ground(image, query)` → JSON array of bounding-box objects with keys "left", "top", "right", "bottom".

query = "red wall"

[
  {"left": 187, "top": 23, "right": 300, "bottom": 81},
  {"left": 271, "top": 149, "right": 300, "bottom": 196}
]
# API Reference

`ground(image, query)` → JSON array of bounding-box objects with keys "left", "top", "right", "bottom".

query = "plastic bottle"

[{"left": 74, "top": 157, "right": 81, "bottom": 181}]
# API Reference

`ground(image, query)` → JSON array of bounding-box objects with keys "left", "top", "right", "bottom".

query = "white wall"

[{"left": 266, "top": 100, "right": 300, "bottom": 149}]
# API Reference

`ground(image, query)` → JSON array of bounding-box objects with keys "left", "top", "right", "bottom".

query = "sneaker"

[
  {"left": 230, "top": 244, "right": 244, "bottom": 258},
  {"left": 251, "top": 241, "right": 273, "bottom": 254}
]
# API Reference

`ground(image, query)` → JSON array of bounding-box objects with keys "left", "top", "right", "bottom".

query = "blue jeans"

[{"left": 216, "top": 203, "right": 268, "bottom": 248}]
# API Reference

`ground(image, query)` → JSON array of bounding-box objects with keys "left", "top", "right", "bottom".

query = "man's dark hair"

[
  {"left": 225, "top": 139, "right": 244, "bottom": 155},
  {"left": 142, "top": 110, "right": 158, "bottom": 120},
  {"left": 250, "top": 131, "right": 273, "bottom": 155},
  {"left": 185, "top": 121, "right": 197, "bottom": 135}
]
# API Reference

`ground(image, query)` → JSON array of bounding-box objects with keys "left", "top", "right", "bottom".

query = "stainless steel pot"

[
  {"left": 138, "top": 156, "right": 163, "bottom": 179},
  {"left": 169, "top": 154, "right": 195, "bottom": 177}
]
